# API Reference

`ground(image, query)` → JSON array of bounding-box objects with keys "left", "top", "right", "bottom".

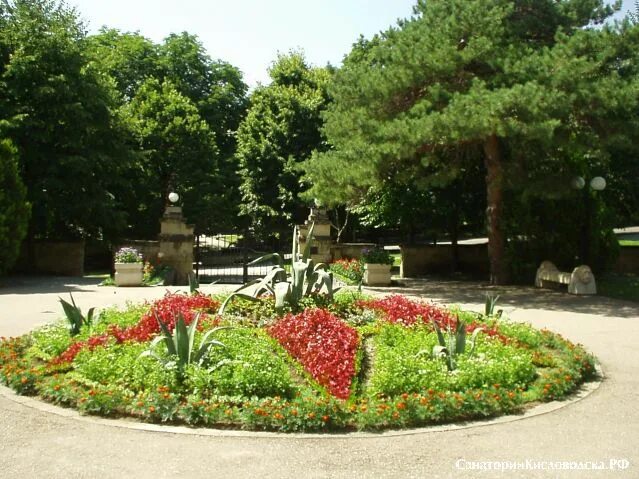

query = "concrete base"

[
  {"left": 364, "top": 263, "right": 392, "bottom": 286},
  {"left": 114, "top": 263, "right": 143, "bottom": 287}
]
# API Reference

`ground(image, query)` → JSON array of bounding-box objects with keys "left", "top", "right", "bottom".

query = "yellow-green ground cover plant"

[{"left": 0, "top": 291, "right": 597, "bottom": 432}]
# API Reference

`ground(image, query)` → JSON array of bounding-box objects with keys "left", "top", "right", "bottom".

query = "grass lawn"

[
  {"left": 619, "top": 240, "right": 639, "bottom": 247},
  {"left": 598, "top": 273, "right": 639, "bottom": 303}
]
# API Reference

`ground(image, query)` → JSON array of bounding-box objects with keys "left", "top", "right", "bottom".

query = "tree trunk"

[
  {"left": 450, "top": 197, "right": 460, "bottom": 273},
  {"left": 483, "top": 134, "right": 508, "bottom": 285}
]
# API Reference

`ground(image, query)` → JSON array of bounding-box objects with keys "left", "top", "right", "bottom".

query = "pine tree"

[{"left": 304, "top": 0, "right": 636, "bottom": 284}]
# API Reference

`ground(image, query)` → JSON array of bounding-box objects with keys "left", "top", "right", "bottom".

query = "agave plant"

[
  {"left": 218, "top": 223, "right": 340, "bottom": 314},
  {"left": 59, "top": 293, "right": 95, "bottom": 336},
  {"left": 484, "top": 293, "right": 502, "bottom": 318},
  {"left": 432, "top": 317, "right": 482, "bottom": 371},
  {"left": 141, "top": 312, "right": 228, "bottom": 378}
]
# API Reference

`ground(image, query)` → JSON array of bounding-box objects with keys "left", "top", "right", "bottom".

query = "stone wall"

[
  {"left": 330, "top": 243, "right": 376, "bottom": 261},
  {"left": 13, "top": 241, "right": 85, "bottom": 276},
  {"left": 400, "top": 244, "right": 489, "bottom": 277},
  {"left": 615, "top": 247, "right": 639, "bottom": 274}
]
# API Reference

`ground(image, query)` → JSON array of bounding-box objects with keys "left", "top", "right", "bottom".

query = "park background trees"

[
  {"left": 236, "top": 52, "right": 332, "bottom": 242},
  {"left": 0, "top": 0, "right": 637, "bottom": 283},
  {"left": 303, "top": 0, "right": 639, "bottom": 284}
]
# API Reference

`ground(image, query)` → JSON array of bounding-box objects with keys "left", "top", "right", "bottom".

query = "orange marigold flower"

[
  {"left": 396, "top": 402, "right": 406, "bottom": 410},
  {"left": 20, "top": 377, "right": 28, "bottom": 384},
  {"left": 322, "top": 415, "right": 329, "bottom": 422},
  {"left": 149, "top": 406, "right": 156, "bottom": 413}
]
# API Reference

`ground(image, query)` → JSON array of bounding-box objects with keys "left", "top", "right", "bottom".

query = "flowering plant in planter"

[
  {"left": 114, "top": 247, "right": 143, "bottom": 264},
  {"left": 361, "top": 248, "right": 394, "bottom": 265}
]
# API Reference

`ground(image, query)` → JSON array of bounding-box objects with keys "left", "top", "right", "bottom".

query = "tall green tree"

[
  {"left": 87, "top": 30, "right": 248, "bottom": 233},
  {"left": 305, "top": 0, "right": 635, "bottom": 284},
  {"left": 236, "top": 52, "right": 332, "bottom": 240},
  {"left": 0, "top": 139, "right": 30, "bottom": 274},
  {"left": 86, "top": 28, "right": 160, "bottom": 101},
  {"left": 123, "top": 79, "right": 222, "bottom": 236},
  {"left": 0, "top": 0, "right": 131, "bottom": 243}
]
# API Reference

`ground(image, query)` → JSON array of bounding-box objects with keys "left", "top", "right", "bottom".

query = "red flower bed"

[
  {"left": 54, "top": 293, "right": 219, "bottom": 364},
  {"left": 357, "top": 295, "right": 455, "bottom": 327},
  {"left": 268, "top": 309, "right": 359, "bottom": 400},
  {"left": 358, "top": 295, "right": 506, "bottom": 341},
  {"left": 52, "top": 334, "right": 110, "bottom": 364},
  {"left": 108, "top": 293, "right": 219, "bottom": 343}
]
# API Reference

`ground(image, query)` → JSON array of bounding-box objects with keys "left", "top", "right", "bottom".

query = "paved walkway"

[{"left": 0, "top": 276, "right": 638, "bottom": 479}]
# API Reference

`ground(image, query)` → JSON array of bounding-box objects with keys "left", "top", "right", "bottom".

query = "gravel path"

[{"left": 1, "top": 276, "right": 637, "bottom": 479}]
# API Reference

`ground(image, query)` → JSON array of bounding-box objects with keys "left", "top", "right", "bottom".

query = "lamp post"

[
  {"left": 572, "top": 176, "right": 606, "bottom": 266},
  {"left": 168, "top": 191, "right": 180, "bottom": 205}
]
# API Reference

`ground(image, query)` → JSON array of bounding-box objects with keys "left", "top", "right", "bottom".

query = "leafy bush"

[
  {"left": 0, "top": 139, "right": 30, "bottom": 275},
  {"left": 187, "top": 328, "right": 295, "bottom": 398},
  {"left": 368, "top": 323, "right": 536, "bottom": 396},
  {"left": 361, "top": 248, "right": 394, "bottom": 265},
  {"left": 73, "top": 342, "right": 176, "bottom": 392}
]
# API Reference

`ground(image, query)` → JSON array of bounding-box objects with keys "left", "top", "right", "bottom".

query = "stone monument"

[
  {"left": 298, "top": 201, "right": 333, "bottom": 264},
  {"left": 158, "top": 204, "right": 195, "bottom": 285}
]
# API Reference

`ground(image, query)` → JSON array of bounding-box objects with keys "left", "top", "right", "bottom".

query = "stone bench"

[{"left": 535, "top": 261, "right": 596, "bottom": 295}]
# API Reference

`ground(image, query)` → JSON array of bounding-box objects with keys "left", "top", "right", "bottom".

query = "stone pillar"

[
  {"left": 298, "top": 204, "right": 333, "bottom": 264},
  {"left": 158, "top": 206, "right": 194, "bottom": 285}
]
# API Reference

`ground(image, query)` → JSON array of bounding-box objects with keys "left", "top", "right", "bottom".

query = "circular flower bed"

[{"left": 0, "top": 292, "right": 597, "bottom": 432}]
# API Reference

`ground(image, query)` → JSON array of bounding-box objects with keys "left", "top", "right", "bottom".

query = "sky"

[{"left": 68, "top": 0, "right": 636, "bottom": 88}]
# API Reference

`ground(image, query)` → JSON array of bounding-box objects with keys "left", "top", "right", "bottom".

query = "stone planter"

[
  {"left": 114, "top": 263, "right": 143, "bottom": 287},
  {"left": 363, "top": 263, "right": 392, "bottom": 286}
]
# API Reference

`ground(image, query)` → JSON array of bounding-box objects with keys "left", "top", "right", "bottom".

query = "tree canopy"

[
  {"left": 0, "top": 0, "right": 131, "bottom": 242},
  {"left": 236, "top": 52, "right": 332, "bottom": 240},
  {"left": 0, "top": 139, "right": 30, "bottom": 274},
  {"left": 304, "top": 0, "right": 638, "bottom": 284}
]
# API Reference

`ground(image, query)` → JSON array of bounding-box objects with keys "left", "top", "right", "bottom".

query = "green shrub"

[
  {"left": 27, "top": 322, "right": 73, "bottom": 361},
  {"left": 90, "top": 304, "right": 150, "bottom": 334},
  {"left": 368, "top": 323, "right": 536, "bottom": 396},
  {"left": 73, "top": 343, "right": 177, "bottom": 392},
  {"left": 0, "top": 139, "right": 30, "bottom": 275},
  {"left": 191, "top": 328, "right": 296, "bottom": 399}
]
